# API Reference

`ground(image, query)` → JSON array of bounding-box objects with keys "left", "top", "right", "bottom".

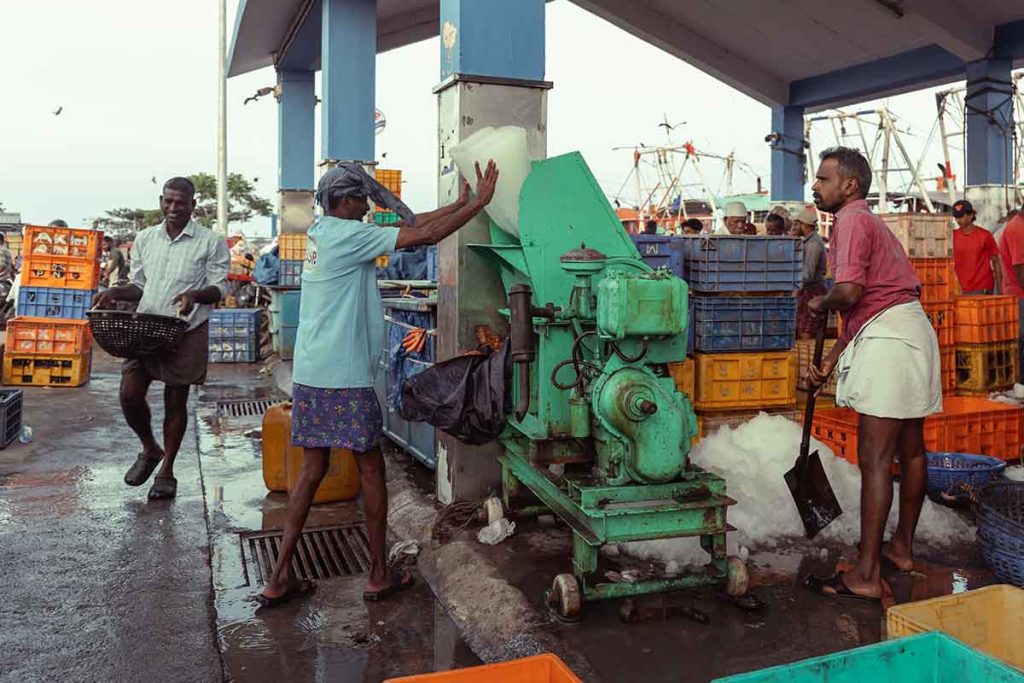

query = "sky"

[{"left": 0, "top": 0, "right": 980, "bottom": 235}]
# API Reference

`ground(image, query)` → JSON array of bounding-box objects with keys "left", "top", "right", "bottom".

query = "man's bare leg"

[
  {"left": 355, "top": 448, "right": 407, "bottom": 593},
  {"left": 120, "top": 370, "right": 160, "bottom": 458},
  {"left": 261, "top": 448, "right": 330, "bottom": 599},
  {"left": 157, "top": 384, "right": 192, "bottom": 479},
  {"left": 837, "top": 414, "right": 902, "bottom": 598},
  {"left": 886, "top": 418, "right": 926, "bottom": 571}
]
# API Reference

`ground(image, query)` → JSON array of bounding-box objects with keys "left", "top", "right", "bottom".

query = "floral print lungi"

[{"left": 291, "top": 384, "right": 383, "bottom": 453}]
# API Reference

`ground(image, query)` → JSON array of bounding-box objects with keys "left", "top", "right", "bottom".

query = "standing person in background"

[
  {"left": 100, "top": 236, "right": 129, "bottom": 288},
  {"left": 952, "top": 200, "right": 1001, "bottom": 295},
  {"left": 997, "top": 209, "right": 1024, "bottom": 381},
  {"left": 681, "top": 218, "right": 703, "bottom": 235},
  {"left": 765, "top": 212, "right": 788, "bottom": 236},
  {"left": 794, "top": 207, "right": 828, "bottom": 339},
  {"left": 642, "top": 219, "right": 659, "bottom": 235},
  {"left": 722, "top": 201, "right": 748, "bottom": 235}
]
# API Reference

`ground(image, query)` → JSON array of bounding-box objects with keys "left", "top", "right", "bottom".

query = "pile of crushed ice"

[
  {"left": 986, "top": 383, "right": 1024, "bottom": 406},
  {"left": 619, "top": 413, "right": 977, "bottom": 568}
]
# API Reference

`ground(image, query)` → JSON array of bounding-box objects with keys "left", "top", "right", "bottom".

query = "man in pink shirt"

[
  {"left": 806, "top": 147, "right": 942, "bottom": 602},
  {"left": 997, "top": 211, "right": 1024, "bottom": 380}
]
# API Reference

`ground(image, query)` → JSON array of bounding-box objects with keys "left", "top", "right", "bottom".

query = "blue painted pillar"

[
  {"left": 277, "top": 69, "right": 316, "bottom": 189},
  {"left": 440, "top": 0, "right": 545, "bottom": 80},
  {"left": 965, "top": 58, "right": 1014, "bottom": 185},
  {"left": 321, "top": 0, "right": 375, "bottom": 162},
  {"left": 770, "top": 105, "right": 806, "bottom": 200}
]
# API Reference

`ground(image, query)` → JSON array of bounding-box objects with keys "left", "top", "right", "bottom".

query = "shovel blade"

[{"left": 785, "top": 449, "right": 843, "bottom": 539}]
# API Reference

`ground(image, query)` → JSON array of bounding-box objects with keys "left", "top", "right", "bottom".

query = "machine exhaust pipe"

[{"left": 509, "top": 284, "right": 536, "bottom": 422}]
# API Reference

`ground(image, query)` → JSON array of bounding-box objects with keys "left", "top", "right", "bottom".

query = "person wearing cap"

[
  {"left": 952, "top": 200, "right": 1001, "bottom": 295},
  {"left": 681, "top": 218, "right": 703, "bottom": 235},
  {"left": 766, "top": 206, "right": 792, "bottom": 236},
  {"left": 997, "top": 208, "right": 1024, "bottom": 381},
  {"left": 255, "top": 160, "right": 499, "bottom": 609},
  {"left": 722, "top": 201, "right": 748, "bottom": 235},
  {"left": 794, "top": 206, "right": 828, "bottom": 339}
]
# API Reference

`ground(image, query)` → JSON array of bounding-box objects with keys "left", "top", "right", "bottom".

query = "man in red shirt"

[
  {"left": 806, "top": 147, "right": 942, "bottom": 603},
  {"left": 952, "top": 200, "right": 1001, "bottom": 295},
  {"left": 997, "top": 211, "right": 1024, "bottom": 380}
]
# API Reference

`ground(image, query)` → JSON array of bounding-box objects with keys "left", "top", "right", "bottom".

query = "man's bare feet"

[
  {"left": 836, "top": 570, "right": 884, "bottom": 599},
  {"left": 881, "top": 540, "right": 914, "bottom": 572}
]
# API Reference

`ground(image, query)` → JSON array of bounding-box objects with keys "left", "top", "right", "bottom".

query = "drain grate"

[
  {"left": 239, "top": 524, "right": 372, "bottom": 585},
  {"left": 217, "top": 399, "right": 276, "bottom": 418}
]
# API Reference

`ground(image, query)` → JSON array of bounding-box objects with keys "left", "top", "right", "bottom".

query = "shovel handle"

[{"left": 800, "top": 317, "right": 828, "bottom": 459}]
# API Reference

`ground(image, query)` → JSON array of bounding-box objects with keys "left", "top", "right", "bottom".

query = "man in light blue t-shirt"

[{"left": 257, "top": 161, "right": 499, "bottom": 608}]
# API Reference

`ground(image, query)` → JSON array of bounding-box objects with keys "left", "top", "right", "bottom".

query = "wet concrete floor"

[{"left": 0, "top": 354, "right": 477, "bottom": 682}]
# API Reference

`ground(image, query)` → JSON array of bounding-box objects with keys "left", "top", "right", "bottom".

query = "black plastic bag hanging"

[{"left": 399, "top": 340, "right": 511, "bottom": 445}]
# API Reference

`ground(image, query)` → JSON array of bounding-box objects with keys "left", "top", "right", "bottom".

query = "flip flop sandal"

[
  {"left": 255, "top": 579, "right": 317, "bottom": 609},
  {"left": 363, "top": 571, "right": 415, "bottom": 602},
  {"left": 124, "top": 450, "right": 164, "bottom": 486},
  {"left": 147, "top": 475, "right": 177, "bottom": 500},
  {"left": 804, "top": 571, "right": 881, "bottom": 603}
]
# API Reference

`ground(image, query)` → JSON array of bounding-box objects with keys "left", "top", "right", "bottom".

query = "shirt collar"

[
  {"left": 835, "top": 198, "right": 869, "bottom": 218},
  {"left": 161, "top": 219, "right": 196, "bottom": 242}
]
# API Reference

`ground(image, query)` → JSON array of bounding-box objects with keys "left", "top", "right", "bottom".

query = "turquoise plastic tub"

[{"left": 712, "top": 633, "right": 1023, "bottom": 682}]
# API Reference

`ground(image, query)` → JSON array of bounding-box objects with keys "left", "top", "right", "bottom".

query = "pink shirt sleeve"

[{"left": 831, "top": 217, "right": 871, "bottom": 286}]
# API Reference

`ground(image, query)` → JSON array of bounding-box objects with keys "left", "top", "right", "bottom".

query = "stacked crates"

[
  {"left": 277, "top": 233, "right": 305, "bottom": 287},
  {"left": 953, "top": 296, "right": 1019, "bottom": 394},
  {"left": 5, "top": 225, "right": 100, "bottom": 387},
  {"left": 373, "top": 169, "right": 402, "bottom": 228},
  {"left": 209, "top": 308, "right": 261, "bottom": 363},
  {"left": 912, "top": 257, "right": 959, "bottom": 393},
  {"left": 682, "top": 236, "right": 802, "bottom": 415}
]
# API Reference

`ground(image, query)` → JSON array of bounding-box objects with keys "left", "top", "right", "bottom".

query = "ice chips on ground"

[
  {"left": 621, "top": 413, "right": 975, "bottom": 569},
  {"left": 1006, "top": 466, "right": 1024, "bottom": 482}
]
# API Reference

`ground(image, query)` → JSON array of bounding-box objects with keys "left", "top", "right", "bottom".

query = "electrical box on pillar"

[{"left": 441, "top": 131, "right": 748, "bottom": 621}]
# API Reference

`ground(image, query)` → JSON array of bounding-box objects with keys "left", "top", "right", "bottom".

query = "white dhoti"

[{"left": 834, "top": 301, "right": 943, "bottom": 419}]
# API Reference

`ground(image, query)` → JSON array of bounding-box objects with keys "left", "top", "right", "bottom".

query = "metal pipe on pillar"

[{"left": 217, "top": 0, "right": 228, "bottom": 235}]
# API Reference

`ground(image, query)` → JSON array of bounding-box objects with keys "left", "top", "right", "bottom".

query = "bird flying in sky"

[{"left": 53, "top": 106, "right": 63, "bottom": 116}]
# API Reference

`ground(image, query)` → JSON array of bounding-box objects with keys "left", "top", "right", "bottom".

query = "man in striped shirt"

[{"left": 94, "top": 177, "right": 230, "bottom": 500}]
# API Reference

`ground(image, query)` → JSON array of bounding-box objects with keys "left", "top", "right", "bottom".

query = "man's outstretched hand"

[{"left": 473, "top": 160, "right": 499, "bottom": 206}]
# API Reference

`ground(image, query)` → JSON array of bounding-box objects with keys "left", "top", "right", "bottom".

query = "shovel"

[{"left": 785, "top": 319, "right": 843, "bottom": 539}]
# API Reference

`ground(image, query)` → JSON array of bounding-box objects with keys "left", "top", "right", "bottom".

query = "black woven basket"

[
  {"left": 87, "top": 310, "right": 189, "bottom": 359},
  {"left": 978, "top": 481, "right": 1024, "bottom": 536}
]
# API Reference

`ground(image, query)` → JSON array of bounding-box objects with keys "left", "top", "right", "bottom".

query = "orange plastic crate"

[
  {"left": 385, "top": 654, "right": 581, "bottom": 682},
  {"left": 23, "top": 225, "right": 102, "bottom": 261},
  {"left": 6, "top": 317, "right": 92, "bottom": 356},
  {"left": 941, "top": 346, "right": 955, "bottom": 393},
  {"left": 20, "top": 254, "right": 100, "bottom": 290},
  {"left": 911, "top": 258, "right": 958, "bottom": 304},
  {"left": 278, "top": 233, "right": 307, "bottom": 261},
  {"left": 954, "top": 295, "right": 1018, "bottom": 344},
  {"left": 923, "top": 300, "right": 954, "bottom": 348},
  {"left": 812, "top": 396, "right": 1023, "bottom": 464},
  {"left": 375, "top": 168, "right": 402, "bottom": 197}
]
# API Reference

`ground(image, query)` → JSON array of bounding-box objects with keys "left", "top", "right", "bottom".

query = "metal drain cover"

[
  {"left": 240, "top": 524, "right": 371, "bottom": 585},
  {"left": 217, "top": 399, "right": 276, "bottom": 418}
]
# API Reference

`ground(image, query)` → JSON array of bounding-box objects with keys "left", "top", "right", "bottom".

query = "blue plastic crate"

[
  {"left": 631, "top": 235, "right": 684, "bottom": 277},
  {"left": 0, "top": 389, "right": 23, "bottom": 449},
  {"left": 279, "top": 259, "right": 303, "bottom": 287},
  {"left": 687, "top": 299, "right": 694, "bottom": 356},
  {"left": 691, "top": 295, "right": 797, "bottom": 352},
  {"left": 209, "top": 308, "right": 261, "bottom": 340},
  {"left": 682, "top": 236, "right": 802, "bottom": 293},
  {"left": 426, "top": 245, "right": 438, "bottom": 281},
  {"left": 209, "top": 338, "right": 257, "bottom": 363},
  {"left": 17, "top": 287, "right": 95, "bottom": 319}
]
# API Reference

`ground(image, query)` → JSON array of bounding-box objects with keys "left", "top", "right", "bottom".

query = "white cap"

[
  {"left": 794, "top": 206, "right": 818, "bottom": 225},
  {"left": 723, "top": 201, "right": 748, "bottom": 218}
]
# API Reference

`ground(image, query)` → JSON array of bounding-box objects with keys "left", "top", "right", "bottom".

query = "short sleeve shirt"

[
  {"left": 828, "top": 199, "right": 921, "bottom": 344},
  {"left": 292, "top": 217, "right": 401, "bottom": 389},
  {"left": 953, "top": 226, "right": 998, "bottom": 293},
  {"left": 997, "top": 216, "right": 1024, "bottom": 298}
]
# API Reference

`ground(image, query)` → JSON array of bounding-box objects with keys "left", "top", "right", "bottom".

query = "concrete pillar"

[
  {"left": 965, "top": 58, "right": 1014, "bottom": 187},
  {"left": 277, "top": 69, "right": 317, "bottom": 233},
  {"left": 321, "top": 0, "right": 375, "bottom": 163},
  {"left": 770, "top": 105, "right": 806, "bottom": 201},
  {"left": 277, "top": 69, "right": 316, "bottom": 190},
  {"left": 435, "top": 0, "right": 548, "bottom": 504}
]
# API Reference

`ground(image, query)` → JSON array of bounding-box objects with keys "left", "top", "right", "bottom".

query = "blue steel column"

[
  {"left": 277, "top": 69, "right": 316, "bottom": 190},
  {"left": 440, "top": 0, "right": 545, "bottom": 81},
  {"left": 321, "top": 0, "right": 375, "bottom": 162},
  {"left": 770, "top": 105, "right": 806, "bottom": 201},
  {"left": 965, "top": 59, "right": 1014, "bottom": 185}
]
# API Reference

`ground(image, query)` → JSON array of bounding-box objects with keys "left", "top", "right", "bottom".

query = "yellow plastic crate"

[
  {"left": 668, "top": 358, "right": 695, "bottom": 397},
  {"left": 3, "top": 351, "right": 91, "bottom": 387},
  {"left": 375, "top": 168, "right": 402, "bottom": 197},
  {"left": 693, "top": 351, "right": 797, "bottom": 412},
  {"left": 955, "top": 341, "right": 1017, "bottom": 394},
  {"left": 278, "top": 233, "right": 307, "bottom": 261},
  {"left": 887, "top": 584, "right": 1024, "bottom": 671}
]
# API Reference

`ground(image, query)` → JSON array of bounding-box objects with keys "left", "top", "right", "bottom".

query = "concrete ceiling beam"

[{"left": 898, "top": 0, "right": 993, "bottom": 62}]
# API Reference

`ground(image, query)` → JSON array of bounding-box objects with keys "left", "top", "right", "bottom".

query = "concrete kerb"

[{"left": 386, "top": 468, "right": 598, "bottom": 680}]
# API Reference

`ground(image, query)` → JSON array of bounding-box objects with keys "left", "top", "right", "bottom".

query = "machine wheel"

[
  {"left": 725, "top": 555, "right": 749, "bottom": 597},
  {"left": 547, "top": 573, "right": 582, "bottom": 622}
]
